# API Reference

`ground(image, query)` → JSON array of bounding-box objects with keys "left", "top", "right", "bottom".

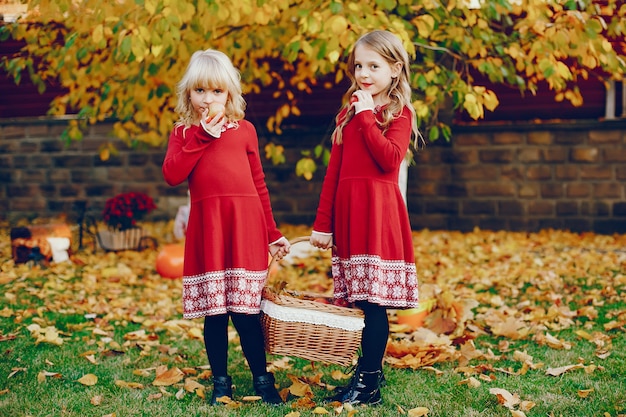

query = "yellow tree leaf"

[
  {"left": 153, "top": 367, "right": 184, "bottom": 386},
  {"left": 295, "top": 157, "right": 317, "bottom": 181},
  {"left": 489, "top": 387, "right": 520, "bottom": 409},
  {"left": 545, "top": 363, "right": 584, "bottom": 376},
  {"left": 92, "top": 24, "right": 104, "bottom": 44},
  {"left": 77, "top": 373, "right": 98, "bottom": 386},
  {"left": 408, "top": 407, "right": 430, "bottom": 416},
  {"left": 183, "top": 378, "right": 204, "bottom": 393},
  {"left": 115, "top": 380, "right": 145, "bottom": 389},
  {"left": 287, "top": 374, "right": 314, "bottom": 398}
]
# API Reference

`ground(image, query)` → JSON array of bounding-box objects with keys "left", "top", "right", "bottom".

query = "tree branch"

[{"left": 414, "top": 41, "right": 464, "bottom": 61}]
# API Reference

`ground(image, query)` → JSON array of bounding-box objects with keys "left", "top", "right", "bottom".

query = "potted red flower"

[
  {"left": 98, "top": 192, "right": 156, "bottom": 251},
  {"left": 102, "top": 191, "right": 157, "bottom": 231}
]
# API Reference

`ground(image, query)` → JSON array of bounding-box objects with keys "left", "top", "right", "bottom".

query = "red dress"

[
  {"left": 313, "top": 107, "right": 419, "bottom": 308},
  {"left": 162, "top": 121, "right": 283, "bottom": 318}
]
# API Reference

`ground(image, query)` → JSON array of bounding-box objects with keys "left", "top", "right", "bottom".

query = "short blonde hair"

[{"left": 175, "top": 49, "right": 246, "bottom": 127}]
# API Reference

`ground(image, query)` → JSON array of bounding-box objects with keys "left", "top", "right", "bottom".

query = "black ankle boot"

[
  {"left": 210, "top": 375, "right": 233, "bottom": 405},
  {"left": 327, "top": 369, "right": 382, "bottom": 406},
  {"left": 253, "top": 373, "right": 283, "bottom": 405},
  {"left": 326, "top": 362, "right": 386, "bottom": 402}
]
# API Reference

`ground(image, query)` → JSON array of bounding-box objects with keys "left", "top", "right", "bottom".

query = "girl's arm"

[
  {"left": 312, "top": 140, "right": 343, "bottom": 233},
  {"left": 245, "top": 123, "right": 284, "bottom": 243},
  {"left": 356, "top": 106, "right": 412, "bottom": 172},
  {"left": 162, "top": 125, "right": 215, "bottom": 186}
]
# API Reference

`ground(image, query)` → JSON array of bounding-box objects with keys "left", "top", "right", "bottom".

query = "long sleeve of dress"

[
  {"left": 245, "top": 123, "right": 284, "bottom": 243},
  {"left": 354, "top": 107, "right": 412, "bottom": 173},
  {"left": 312, "top": 140, "right": 343, "bottom": 234},
  {"left": 162, "top": 125, "right": 217, "bottom": 186}
]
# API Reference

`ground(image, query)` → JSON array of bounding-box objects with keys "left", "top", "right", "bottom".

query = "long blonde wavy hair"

[{"left": 332, "top": 30, "right": 422, "bottom": 150}]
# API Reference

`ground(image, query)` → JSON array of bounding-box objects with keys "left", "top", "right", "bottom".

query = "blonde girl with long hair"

[{"left": 310, "top": 30, "right": 420, "bottom": 406}]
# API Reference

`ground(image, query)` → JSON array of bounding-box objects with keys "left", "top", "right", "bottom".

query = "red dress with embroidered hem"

[
  {"left": 313, "top": 106, "right": 419, "bottom": 309},
  {"left": 162, "top": 121, "right": 283, "bottom": 319}
]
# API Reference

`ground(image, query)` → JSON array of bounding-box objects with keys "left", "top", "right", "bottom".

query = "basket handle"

[{"left": 268, "top": 236, "right": 313, "bottom": 270}]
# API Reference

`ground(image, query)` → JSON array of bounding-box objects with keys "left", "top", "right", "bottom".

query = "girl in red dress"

[
  {"left": 310, "top": 30, "right": 421, "bottom": 406},
  {"left": 162, "top": 49, "right": 290, "bottom": 405}
]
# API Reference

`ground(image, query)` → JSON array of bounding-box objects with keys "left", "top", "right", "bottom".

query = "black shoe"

[
  {"left": 210, "top": 375, "right": 233, "bottom": 405},
  {"left": 326, "top": 362, "right": 386, "bottom": 402},
  {"left": 327, "top": 369, "right": 382, "bottom": 406},
  {"left": 253, "top": 373, "right": 283, "bottom": 405}
]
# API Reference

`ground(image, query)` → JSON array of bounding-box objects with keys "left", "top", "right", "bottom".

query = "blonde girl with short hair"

[{"left": 163, "top": 48, "right": 290, "bottom": 406}]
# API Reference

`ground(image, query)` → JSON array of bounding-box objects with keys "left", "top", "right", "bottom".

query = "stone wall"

[{"left": 1, "top": 117, "right": 626, "bottom": 234}]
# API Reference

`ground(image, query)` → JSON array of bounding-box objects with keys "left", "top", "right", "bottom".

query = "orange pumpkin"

[{"left": 156, "top": 244, "right": 185, "bottom": 279}]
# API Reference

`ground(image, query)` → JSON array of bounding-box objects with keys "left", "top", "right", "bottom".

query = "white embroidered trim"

[{"left": 260, "top": 299, "right": 365, "bottom": 332}]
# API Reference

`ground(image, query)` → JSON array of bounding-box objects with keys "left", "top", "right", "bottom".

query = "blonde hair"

[
  {"left": 175, "top": 49, "right": 246, "bottom": 128},
  {"left": 332, "top": 30, "right": 422, "bottom": 150}
]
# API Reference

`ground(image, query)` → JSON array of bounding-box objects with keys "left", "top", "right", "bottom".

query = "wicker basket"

[{"left": 260, "top": 237, "right": 365, "bottom": 366}]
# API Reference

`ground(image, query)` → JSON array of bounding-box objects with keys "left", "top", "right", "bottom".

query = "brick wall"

[
  {"left": 1, "top": 117, "right": 626, "bottom": 234},
  {"left": 408, "top": 121, "right": 626, "bottom": 234}
]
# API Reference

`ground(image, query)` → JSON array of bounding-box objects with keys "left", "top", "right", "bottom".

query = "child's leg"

[
  {"left": 231, "top": 313, "right": 283, "bottom": 405},
  {"left": 325, "top": 301, "right": 387, "bottom": 406},
  {"left": 203, "top": 314, "right": 229, "bottom": 376},
  {"left": 230, "top": 313, "right": 267, "bottom": 376},
  {"left": 356, "top": 301, "right": 389, "bottom": 372}
]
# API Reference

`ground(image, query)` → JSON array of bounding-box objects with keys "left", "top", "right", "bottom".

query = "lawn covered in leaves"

[{"left": 1, "top": 221, "right": 625, "bottom": 417}]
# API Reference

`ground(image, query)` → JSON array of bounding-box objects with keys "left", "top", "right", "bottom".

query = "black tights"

[
  {"left": 203, "top": 313, "right": 267, "bottom": 378},
  {"left": 355, "top": 301, "right": 389, "bottom": 372}
]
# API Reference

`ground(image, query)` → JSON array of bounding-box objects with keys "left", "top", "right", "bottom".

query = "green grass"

[
  {"left": 2, "top": 226, "right": 626, "bottom": 416},
  {"left": 2, "top": 303, "right": 625, "bottom": 416}
]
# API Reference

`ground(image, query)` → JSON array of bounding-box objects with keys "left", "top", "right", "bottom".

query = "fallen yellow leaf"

[
  {"left": 519, "top": 400, "right": 536, "bottom": 412},
  {"left": 183, "top": 378, "right": 204, "bottom": 393},
  {"left": 489, "top": 388, "right": 520, "bottom": 409},
  {"left": 152, "top": 367, "right": 184, "bottom": 386},
  {"left": 216, "top": 395, "right": 232, "bottom": 404},
  {"left": 287, "top": 374, "right": 314, "bottom": 397},
  {"left": 8, "top": 367, "right": 26, "bottom": 378},
  {"left": 38, "top": 371, "right": 62, "bottom": 383},
  {"left": 458, "top": 377, "right": 481, "bottom": 388},
  {"left": 77, "top": 373, "right": 98, "bottom": 386},
  {"left": 175, "top": 388, "right": 185, "bottom": 400},
  {"left": 408, "top": 406, "right": 430, "bottom": 417},
  {"left": 242, "top": 395, "right": 262, "bottom": 401},
  {"left": 114, "top": 380, "right": 144, "bottom": 389},
  {"left": 545, "top": 363, "right": 584, "bottom": 376}
]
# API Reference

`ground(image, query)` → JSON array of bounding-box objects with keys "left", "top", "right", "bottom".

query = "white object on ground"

[{"left": 46, "top": 237, "right": 70, "bottom": 263}]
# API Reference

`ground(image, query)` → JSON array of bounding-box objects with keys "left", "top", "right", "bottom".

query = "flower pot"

[{"left": 97, "top": 228, "right": 146, "bottom": 251}]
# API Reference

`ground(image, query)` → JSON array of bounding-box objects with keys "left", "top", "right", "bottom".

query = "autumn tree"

[{"left": 1, "top": 0, "right": 625, "bottom": 177}]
